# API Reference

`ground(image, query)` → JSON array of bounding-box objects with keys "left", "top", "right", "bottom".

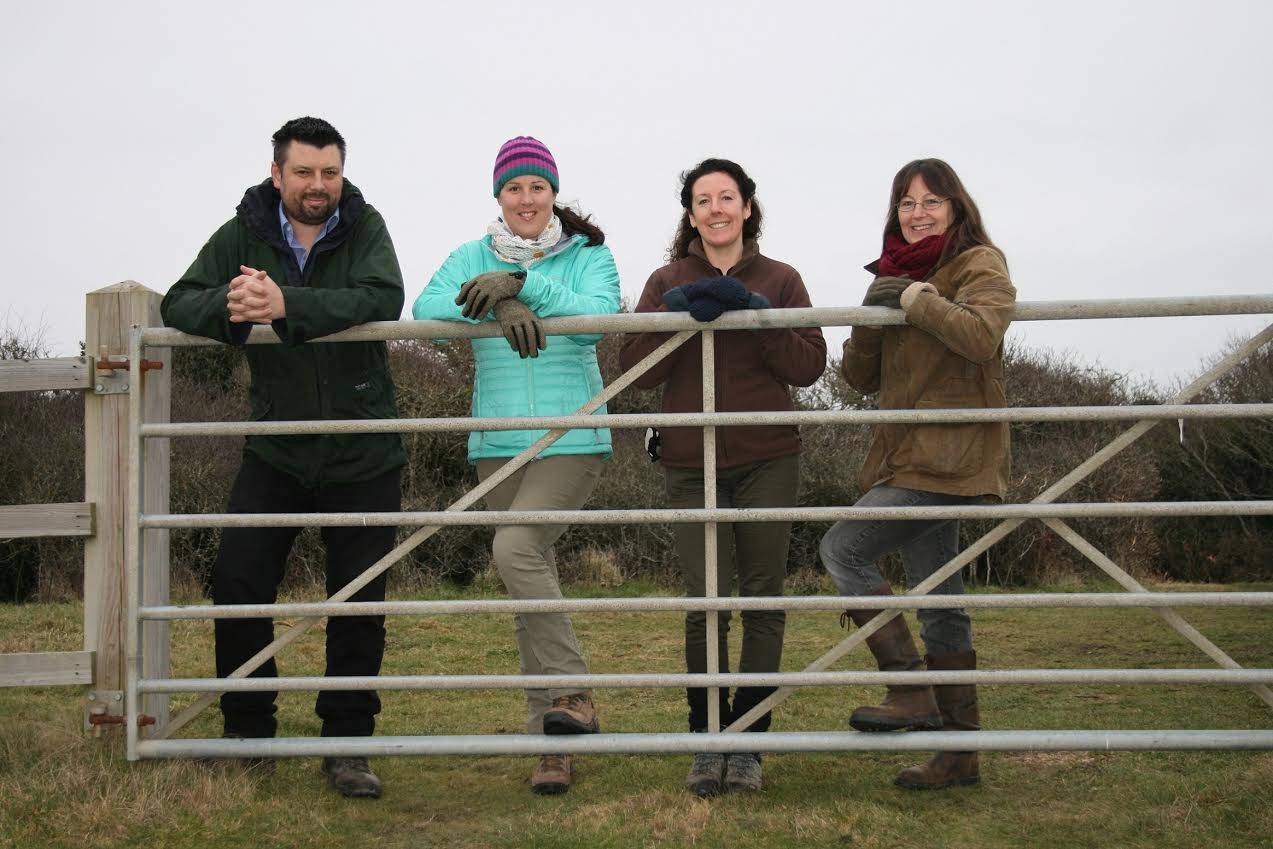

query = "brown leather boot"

[
  {"left": 531, "top": 753, "right": 573, "bottom": 795},
  {"left": 843, "top": 585, "right": 941, "bottom": 732},
  {"left": 895, "top": 650, "right": 981, "bottom": 790},
  {"left": 543, "top": 691, "right": 600, "bottom": 735}
]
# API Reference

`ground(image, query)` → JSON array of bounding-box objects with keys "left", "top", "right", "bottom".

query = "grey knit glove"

[
  {"left": 456, "top": 270, "right": 526, "bottom": 319},
  {"left": 492, "top": 298, "right": 546, "bottom": 358},
  {"left": 862, "top": 276, "right": 912, "bottom": 309}
]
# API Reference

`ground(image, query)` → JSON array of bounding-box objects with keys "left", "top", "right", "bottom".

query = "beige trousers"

[{"left": 477, "top": 454, "right": 605, "bottom": 733}]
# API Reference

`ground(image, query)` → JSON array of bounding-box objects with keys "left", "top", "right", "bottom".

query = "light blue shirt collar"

[{"left": 278, "top": 202, "right": 340, "bottom": 271}]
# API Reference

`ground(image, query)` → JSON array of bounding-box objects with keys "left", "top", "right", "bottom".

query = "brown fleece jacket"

[{"left": 619, "top": 240, "right": 827, "bottom": 469}]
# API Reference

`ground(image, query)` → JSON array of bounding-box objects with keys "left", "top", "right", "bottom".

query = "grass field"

[{"left": 2, "top": 579, "right": 1271, "bottom": 849}]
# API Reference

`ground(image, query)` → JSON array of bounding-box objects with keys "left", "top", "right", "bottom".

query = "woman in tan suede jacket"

[{"left": 820, "top": 158, "right": 1014, "bottom": 791}]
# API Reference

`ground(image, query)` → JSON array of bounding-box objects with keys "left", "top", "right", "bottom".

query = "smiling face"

[
  {"left": 497, "top": 175, "right": 557, "bottom": 239},
  {"left": 687, "top": 171, "right": 752, "bottom": 255},
  {"left": 271, "top": 141, "right": 343, "bottom": 226},
  {"left": 898, "top": 174, "right": 953, "bottom": 244}
]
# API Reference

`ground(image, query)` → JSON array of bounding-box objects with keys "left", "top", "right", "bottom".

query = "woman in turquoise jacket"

[{"left": 412, "top": 136, "right": 619, "bottom": 796}]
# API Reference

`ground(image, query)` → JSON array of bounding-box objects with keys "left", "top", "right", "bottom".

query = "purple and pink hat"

[{"left": 492, "top": 136, "right": 559, "bottom": 197}]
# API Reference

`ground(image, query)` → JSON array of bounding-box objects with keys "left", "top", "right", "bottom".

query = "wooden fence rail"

[
  {"left": 0, "top": 282, "right": 170, "bottom": 741},
  {"left": 0, "top": 503, "right": 95, "bottom": 538},
  {"left": 0, "top": 356, "right": 92, "bottom": 393}
]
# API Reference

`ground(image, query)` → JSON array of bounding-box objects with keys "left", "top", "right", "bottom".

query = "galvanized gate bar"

[
  {"left": 138, "top": 591, "right": 1273, "bottom": 620},
  {"left": 1044, "top": 518, "right": 1273, "bottom": 709},
  {"left": 125, "top": 326, "right": 145, "bottom": 757},
  {"left": 137, "top": 730, "right": 1273, "bottom": 759},
  {"left": 142, "top": 500, "right": 1273, "bottom": 530},
  {"left": 701, "top": 329, "right": 721, "bottom": 733},
  {"left": 138, "top": 402, "right": 1273, "bottom": 438},
  {"left": 138, "top": 293, "right": 1273, "bottom": 347},
  {"left": 156, "top": 330, "right": 696, "bottom": 743},
  {"left": 141, "top": 669, "right": 1273, "bottom": 694},
  {"left": 726, "top": 320, "right": 1273, "bottom": 733}
]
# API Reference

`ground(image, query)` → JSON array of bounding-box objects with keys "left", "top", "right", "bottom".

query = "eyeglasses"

[{"left": 897, "top": 198, "right": 949, "bottom": 213}]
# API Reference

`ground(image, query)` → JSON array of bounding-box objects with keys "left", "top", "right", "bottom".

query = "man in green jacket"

[{"left": 161, "top": 116, "right": 405, "bottom": 799}]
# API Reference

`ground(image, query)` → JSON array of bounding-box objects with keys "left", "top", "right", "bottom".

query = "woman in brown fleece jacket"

[
  {"left": 619, "top": 158, "right": 826, "bottom": 796},
  {"left": 821, "top": 158, "right": 1015, "bottom": 791}
]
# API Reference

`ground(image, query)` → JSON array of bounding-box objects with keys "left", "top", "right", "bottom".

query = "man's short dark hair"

[{"left": 272, "top": 117, "right": 346, "bottom": 165}]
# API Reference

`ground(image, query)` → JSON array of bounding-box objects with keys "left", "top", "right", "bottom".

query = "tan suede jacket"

[{"left": 842, "top": 245, "right": 1015, "bottom": 499}]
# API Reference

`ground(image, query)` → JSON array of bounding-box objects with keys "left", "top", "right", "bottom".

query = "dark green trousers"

[{"left": 664, "top": 454, "right": 799, "bottom": 732}]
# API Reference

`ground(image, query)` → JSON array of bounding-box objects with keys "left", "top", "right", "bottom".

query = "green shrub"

[
  {"left": 1153, "top": 338, "right": 1273, "bottom": 581},
  {"left": 0, "top": 325, "right": 84, "bottom": 600}
]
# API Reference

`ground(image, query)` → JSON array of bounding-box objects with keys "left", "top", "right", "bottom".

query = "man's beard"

[{"left": 285, "top": 192, "right": 337, "bottom": 225}]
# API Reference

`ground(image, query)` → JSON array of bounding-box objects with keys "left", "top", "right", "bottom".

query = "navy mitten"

[
  {"left": 663, "top": 286, "right": 692, "bottom": 312},
  {"left": 664, "top": 276, "right": 765, "bottom": 322}
]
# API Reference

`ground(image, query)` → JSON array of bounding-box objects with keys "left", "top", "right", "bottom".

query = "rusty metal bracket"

[
  {"left": 86, "top": 688, "right": 123, "bottom": 736},
  {"left": 92, "top": 353, "right": 161, "bottom": 395},
  {"left": 96, "top": 356, "right": 164, "bottom": 373},
  {"left": 86, "top": 688, "right": 154, "bottom": 735},
  {"left": 88, "top": 713, "right": 156, "bottom": 727}
]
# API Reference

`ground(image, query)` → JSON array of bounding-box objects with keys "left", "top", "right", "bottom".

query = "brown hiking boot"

[
  {"left": 842, "top": 585, "right": 941, "bottom": 732},
  {"left": 543, "top": 691, "right": 600, "bottom": 735},
  {"left": 895, "top": 650, "right": 981, "bottom": 790},
  {"left": 531, "top": 753, "right": 573, "bottom": 795}
]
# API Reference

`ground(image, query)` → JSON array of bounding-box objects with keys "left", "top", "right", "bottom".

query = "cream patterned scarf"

[{"left": 486, "top": 215, "right": 566, "bottom": 269}]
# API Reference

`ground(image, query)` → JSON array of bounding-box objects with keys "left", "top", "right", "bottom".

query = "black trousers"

[{"left": 212, "top": 451, "right": 400, "bottom": 738}]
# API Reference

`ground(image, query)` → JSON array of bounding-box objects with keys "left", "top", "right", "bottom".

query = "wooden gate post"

[{"left": 83, "top": 282, "right": 171, "bottom": 736}]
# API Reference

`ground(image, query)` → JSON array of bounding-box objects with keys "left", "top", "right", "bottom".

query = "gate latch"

[{"left": 93, "top": 354, "right": 163, "bottom": 395}]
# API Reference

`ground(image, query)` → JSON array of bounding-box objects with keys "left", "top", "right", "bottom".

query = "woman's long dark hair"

[
  {"left": 667, "top": 158, "right": 763, "bottom": 261},
  {"left": 885, "top": 158, "right": 1004, "bottom": 269},
  {"left": 556, "top": 203, "right": 605, "bottom": 246}
]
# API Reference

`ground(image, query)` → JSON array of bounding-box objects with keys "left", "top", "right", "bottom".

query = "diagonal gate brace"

[{"left": 727, "top": 320, "right": 1273, "bottom": 732}]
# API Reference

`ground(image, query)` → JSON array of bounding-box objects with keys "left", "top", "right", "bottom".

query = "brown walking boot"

[
  {"left": 842, "top": 585, "right": 941, "bottom": 732},
  {"left": 531, "top": 753, "right": 574, "bottom": 795},
  {"left": 543, "top": 691, "right": 601, "bottom": 735},
  {"left": 895, "top": 649, "right": 981, "bottom": 790}
]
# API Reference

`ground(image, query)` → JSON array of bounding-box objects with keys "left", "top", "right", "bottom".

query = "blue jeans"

[{"left": 819, "top": 485, "right": 977, "bottom": 656}]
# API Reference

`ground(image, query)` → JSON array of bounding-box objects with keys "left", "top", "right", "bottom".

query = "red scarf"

[{"left": 877, "top": 231, "right": 949, "bottom": 281}]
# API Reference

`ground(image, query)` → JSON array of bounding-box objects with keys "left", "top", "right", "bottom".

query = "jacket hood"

[{"left": 236, "top": 178, "right": 367, "bottom": 248}]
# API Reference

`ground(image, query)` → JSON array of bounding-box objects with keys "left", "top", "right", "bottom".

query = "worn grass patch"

[{"left": 1, "top": 580, "right": 1271, "bottom": 849}]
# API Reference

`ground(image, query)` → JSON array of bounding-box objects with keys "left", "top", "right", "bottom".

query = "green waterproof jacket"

[{"left": 161, "top": 179, "right": 407, "bottom": 486}]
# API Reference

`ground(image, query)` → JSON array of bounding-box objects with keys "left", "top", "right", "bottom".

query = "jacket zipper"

[{"left": 527, "top": 358, "right": 536, "bottom": 416}]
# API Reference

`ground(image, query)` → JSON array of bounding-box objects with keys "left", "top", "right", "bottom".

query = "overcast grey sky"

[{"left": 2, "top": 1, "right": 1271, "bottom": 387}]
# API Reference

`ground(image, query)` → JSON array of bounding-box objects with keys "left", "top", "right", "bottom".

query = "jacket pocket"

[
  {"left": 909, "top": 379, "right": 984, "bottom": 478},
  {"left": 337, "top": 369, "right": 389, "bottom": 419}
]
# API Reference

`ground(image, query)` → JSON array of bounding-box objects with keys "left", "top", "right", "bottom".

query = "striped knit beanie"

[{"left": 492, "top": 136, "right": 559, "bottom": 197}]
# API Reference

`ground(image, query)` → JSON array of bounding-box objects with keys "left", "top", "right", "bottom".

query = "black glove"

[
  {"left": 456, "top": 270, "right": 526, "bottom": 319},
  {"left": 492, "top": 298, "right": 546, "bottom": 358},
  {"left": 862, "top": 276, "right": 911, "bottom": 310}
]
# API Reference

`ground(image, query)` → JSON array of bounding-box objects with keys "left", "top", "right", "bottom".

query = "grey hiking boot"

[
  {"left": 685, "top": 752, "right": 725, "bottom": 797},
  {"left": 320, "top": 756, "right": 383, "bottom": 799},
  {"left": 724, "top": 752, "right": 763, "bottom": 793}
]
